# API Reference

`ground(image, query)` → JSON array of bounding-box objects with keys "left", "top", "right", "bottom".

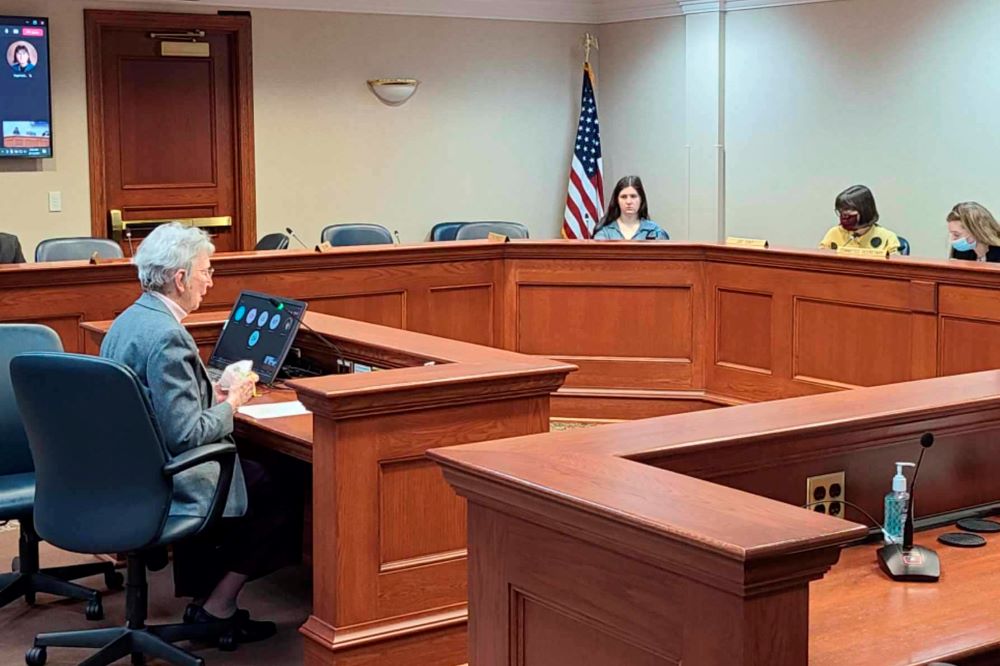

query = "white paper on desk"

[{"left": 238, "top": 401, "right": 311, "bottom": 419}]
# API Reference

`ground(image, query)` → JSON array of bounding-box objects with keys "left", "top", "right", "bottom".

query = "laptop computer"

[{"left": 206, "top": 290, "right": 308, "bottom": 386}]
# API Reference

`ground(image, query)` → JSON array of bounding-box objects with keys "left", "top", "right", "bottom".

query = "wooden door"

[{"left": 85, "top": 10, "right": 255, "bottom": 253}]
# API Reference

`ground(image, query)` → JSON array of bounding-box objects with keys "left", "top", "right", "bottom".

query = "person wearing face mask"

[
  {"left": 819, "top": 185, "right": 901, "bottom": 254},
  {"left": 947, "top": 202, "right": 1000, "bottom": 263},
  {"left": 592, "top": 175, "right": 670, "bottom": 240}
]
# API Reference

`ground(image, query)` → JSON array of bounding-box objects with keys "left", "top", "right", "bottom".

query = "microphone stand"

[
  {"left": 877, "top": 433, "right": 940, "bottom": 582},
  {"left": 285, "top": 227, "right": 310, "bottom": 250}
]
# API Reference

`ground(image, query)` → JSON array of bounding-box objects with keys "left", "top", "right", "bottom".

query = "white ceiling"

[{"left": 106, "top": 0, "right": 836, "bottom": 24}]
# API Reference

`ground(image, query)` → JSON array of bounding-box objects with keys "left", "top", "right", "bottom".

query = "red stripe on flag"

[{"left": 570, "top": 170, "right": 600, "bottom": 227}]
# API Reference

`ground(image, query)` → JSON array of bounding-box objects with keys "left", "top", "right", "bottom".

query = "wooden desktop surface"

[{"left": 812, "top": 525, "right": 1000, "bottom": 666}]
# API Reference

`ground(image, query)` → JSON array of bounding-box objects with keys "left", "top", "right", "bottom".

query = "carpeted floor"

[{"left": 0, "top": 523, "right": 310, "bottom": 665}]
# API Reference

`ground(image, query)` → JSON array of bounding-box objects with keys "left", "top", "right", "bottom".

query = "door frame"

[{"left": 84, "top": 10, "right": 256, "bottom": 250}]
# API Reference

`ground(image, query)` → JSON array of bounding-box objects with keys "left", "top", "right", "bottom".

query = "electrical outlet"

[{"left": 806, "top": 471, "right": 846, "bottom": 518}]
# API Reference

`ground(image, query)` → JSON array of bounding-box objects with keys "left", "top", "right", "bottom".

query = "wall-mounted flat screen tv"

[{"left": 0, "top": 16, "right": 52, "bottom": 158}]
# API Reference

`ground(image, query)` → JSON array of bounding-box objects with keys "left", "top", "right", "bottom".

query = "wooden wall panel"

[
  {"left": 939, "top": 317, "right": 1000, "bottom": 375},
  {"left": 715, "top": 289, "right": 772, "bottom": 373},
  {"left": 516, "top": 593, "right": 676, "bottom": 666},
  {"left": 516, "top": 284, "right": 692, "bottom": 359},
  {"left": 379, "top": 457, "right": 467, "bottom": 567},
  {"left": 308, "top": 291, "right": 405, "bottom": 328},
  {"left": 793, "top": 299, "right": 913, "bottom": 388},
  {"left": 423, "top": 284, "right": 493, "bottom": 346}
]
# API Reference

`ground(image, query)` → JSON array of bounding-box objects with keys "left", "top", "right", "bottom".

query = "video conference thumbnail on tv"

[{"left": 0, "top": 16, "right": 52, "bottom": 158}]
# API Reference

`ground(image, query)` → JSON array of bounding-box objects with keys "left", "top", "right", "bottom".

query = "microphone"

[
  {"left": 285, "top": 227, "right": 310, "bottom": 250},
  {"left": 903, "top": 432, "right": 934, "bottom": 549},
  {"left": 125, "top": 230, "right": 135, "bottom": 257},
  {"left": 266, "top": 297, "right": 346, "bottom": 372},
  {"left": 877, "top": 432, "right": 940, "bottom": 582},
  {"left": 393, "top": 230, "right": 401, "bottom": 245}
]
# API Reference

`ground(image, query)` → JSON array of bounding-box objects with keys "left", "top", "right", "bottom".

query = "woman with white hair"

[{"left": 101, "top": 223, "right": 290, "bottom": 644}]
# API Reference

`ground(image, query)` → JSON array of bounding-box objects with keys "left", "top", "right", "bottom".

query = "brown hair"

[{"left": 947, "top": 202, "right": 1000, "bottom": 247}]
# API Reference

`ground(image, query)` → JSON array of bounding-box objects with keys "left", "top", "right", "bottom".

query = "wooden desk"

[
  {"left": 430, "top": 373, "right": 1000, "bottom": 665},
  {"left": 83, "top": 310, "right": 575, "bottom": 666},
  {"left": 812, "top": 525, "right": 1000, "bottom": 666}
]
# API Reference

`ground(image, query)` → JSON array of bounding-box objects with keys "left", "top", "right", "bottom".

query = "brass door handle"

[{"left": 109, "top": 209, "right": 232, "bottom": 239}]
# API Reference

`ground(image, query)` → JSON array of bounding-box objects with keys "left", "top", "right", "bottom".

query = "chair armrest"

[{"left": 162, "top": 443, "right": 237, "bottom": 478}]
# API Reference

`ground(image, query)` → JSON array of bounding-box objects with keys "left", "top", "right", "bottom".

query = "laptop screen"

[{"left": 208, "top": 290, "right": 308, "bottom": 385}]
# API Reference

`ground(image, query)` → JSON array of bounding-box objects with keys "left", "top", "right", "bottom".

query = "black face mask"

[{"left": 643, "top": 229, "right": 657, "bottom": 240}]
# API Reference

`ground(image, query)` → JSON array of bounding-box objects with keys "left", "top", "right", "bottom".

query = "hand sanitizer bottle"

[{"left": 884, "top": 462, "right": 914, "bottom": 545}]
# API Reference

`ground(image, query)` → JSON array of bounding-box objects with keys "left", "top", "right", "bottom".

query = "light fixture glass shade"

[{"left": 367, "top": 78, "right": 420, "bottom": 106}]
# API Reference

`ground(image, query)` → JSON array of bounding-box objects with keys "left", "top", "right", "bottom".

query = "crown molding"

[{"left": 106, "top": 0, "right": 844, "bottom": 23}]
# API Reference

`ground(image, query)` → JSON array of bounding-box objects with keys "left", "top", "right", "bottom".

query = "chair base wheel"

[
  {"left": 105, "top": 570, "right": 125, "bottom": 590},
  {"left": 25, "top": 646, "right": 46, "bottom": 666},
  {"left": 85, "top": 596, "right": 103, "bottom": 621}
]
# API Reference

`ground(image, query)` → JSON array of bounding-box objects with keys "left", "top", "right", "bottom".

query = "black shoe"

[{"left": 185, "top": 604, "right": 277, "bottom": 644}]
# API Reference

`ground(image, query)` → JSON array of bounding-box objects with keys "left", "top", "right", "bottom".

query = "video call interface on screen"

[
  {"left": 210, "top": 291, "right": 308, "bottom": 385},
  {"left": 0, "top": 16, "right": 51, "bottom": 158}
]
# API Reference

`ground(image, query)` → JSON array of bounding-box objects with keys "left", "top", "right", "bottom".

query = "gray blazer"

[
  {"left": 100, "top": 292, "right": 248, "bottom": 518},
  {"left": 0, "top": 232, "right": 25, "bottom": 264}
]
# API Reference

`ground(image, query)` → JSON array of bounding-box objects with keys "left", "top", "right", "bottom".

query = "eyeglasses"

[{"left": 198, "top": 267, "right": 216, "bottom": 278}]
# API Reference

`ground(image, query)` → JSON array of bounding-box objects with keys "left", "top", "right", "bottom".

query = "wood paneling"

[
  {"left": 715, "top": 289, "right": 772, "bottom": 373},
  {"left": 425, "top": 284, "right": 493, "bottom": 345},
  {"left": 793, "top": 298, "right": 912, "bottom": 388},
  {"left": 309, "top": 291, "right": 405, "bottom": 328},
  {"left": 516, "top": 284, "right": 692, "bottom": 359},
  {"left": 118, "top": 58, "right": 216, "bottom": 187},
  {"left": 940, "top": 317, "right": 1000, "bottom": 375},
  {"left": 516, "top": 593, "right": 676, "bottom": 666},
  {"left": 379, "top": 457, "right": 466, "bottom": 567}
]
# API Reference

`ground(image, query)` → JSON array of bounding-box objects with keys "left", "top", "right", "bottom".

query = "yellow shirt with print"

[{"left": 819, "top": 225, "right": 901, "bottom": 254}]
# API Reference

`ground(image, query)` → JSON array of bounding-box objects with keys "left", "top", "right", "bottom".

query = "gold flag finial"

[{"left": 583, "top": 32, "right": 599, "bottom": 64}]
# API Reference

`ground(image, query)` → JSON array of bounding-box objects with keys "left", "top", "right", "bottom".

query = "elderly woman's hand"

[{"left": 225, "top": 373, "right": 258, "bottom": 411}]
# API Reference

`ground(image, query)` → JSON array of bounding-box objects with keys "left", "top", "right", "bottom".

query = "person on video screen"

[{"left": 9, "top": 43, "right": 36, "bottom": 74}]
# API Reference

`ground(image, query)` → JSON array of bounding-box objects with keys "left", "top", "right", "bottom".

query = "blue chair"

[
  {"left": 12, "top": 352, "right": 240, "bottom": 666},
  {"left": 429, "top": 222, "right": 471, "bottom": 241},
  {"left": 254, "top": 232, "right": 290, "bottom": 250},
  {"left": 35, "top": 237, "right": 124, "bottom": 262},
  {"left": 0, "top": 325, "right": 120, "bottom": 619},
  {"left": 454, "top": 221, "right": 529, "bottom": 240},
  {"left": 897, "top": 236, "right": 911, "bottom": 256},
  {"left": 320, "top": 223, "right": 393, "bottom": 247}
]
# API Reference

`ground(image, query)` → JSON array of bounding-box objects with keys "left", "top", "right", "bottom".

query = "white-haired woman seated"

[{"left": 101, "top": 223, "right": 298, "bottom": 644}]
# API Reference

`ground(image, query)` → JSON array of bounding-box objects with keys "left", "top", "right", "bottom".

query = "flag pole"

[{"left": 583, "top": 32, "right": 599, "bottom": 65}]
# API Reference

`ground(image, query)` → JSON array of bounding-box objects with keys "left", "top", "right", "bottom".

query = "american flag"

[{"left": 562, "top": 63, "right": 604, "bottom": 239}]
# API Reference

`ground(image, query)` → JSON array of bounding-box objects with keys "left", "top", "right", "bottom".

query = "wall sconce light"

[{"left": 367, "top": 78, "right": 420, "bottom": 106}]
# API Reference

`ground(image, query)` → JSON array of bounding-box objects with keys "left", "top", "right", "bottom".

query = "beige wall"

[
  {"left": 725, "top": 0, "right": 1000, "bottom": 258},
  {"left": 598, "top": 17, "right": 687, "bottom": 239},
  {"left": 252, "top": 9, "right": 589, "bottom": 244},
  {"left": 0, "top": 1, "right": 591, "bottom": 258}
]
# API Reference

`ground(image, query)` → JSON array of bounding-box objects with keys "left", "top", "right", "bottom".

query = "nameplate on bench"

[
  {"left": 725, "top": 236, "right": 769, "bottom": 248},
  {"left": 487, "top": 232, "right": 510, "bottom": 243},
  {"left": 837, "top": 246, "right": 889, "bottom": 259}
]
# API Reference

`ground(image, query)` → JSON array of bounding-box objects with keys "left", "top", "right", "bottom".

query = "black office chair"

[
  {"left": 897, "top": 236, "right": 911, "bottom": 256},
  {"left": 35, "top": 237, "right": 124, "bottom": 262},
  {"left": 320, "top": 223, "right": 393, "bottom": 247},
  {"left": 0, "top": 325, "right": 120, "bottom": 620},
  {"left": 454, "top": 221, "right": 529, "bottom": 240},
  {"left": 428, "top": 222, "right": 471, "bottom": 241},
  {"left": 254, "top": 233, "right": 290, "bottom": 251},
  {"left": 12, "top": 352, "right": 240, "bottom": 666}
]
